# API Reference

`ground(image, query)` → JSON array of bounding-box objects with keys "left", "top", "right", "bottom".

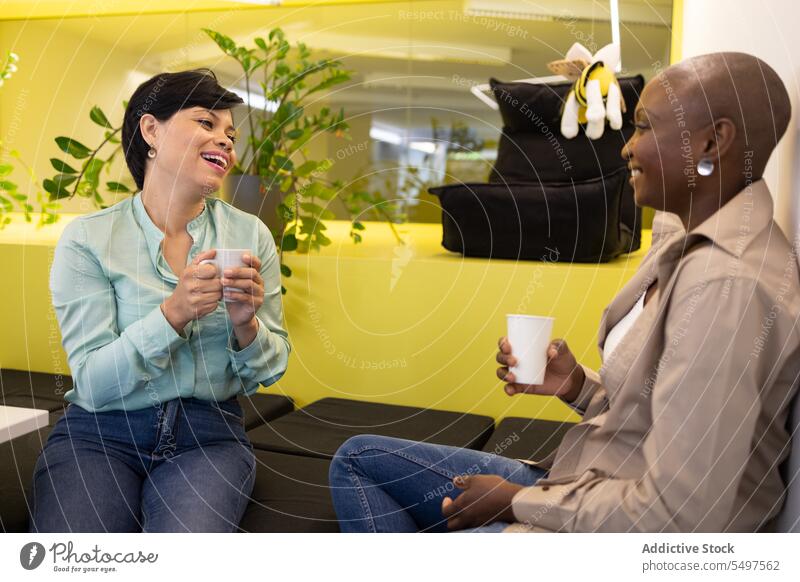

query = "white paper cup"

[
  {"left": 506, "top": 314, "right": 555, "bottom": 385},
  {"left": 200, "top": 248, "right": 251, "bottom": 303}
]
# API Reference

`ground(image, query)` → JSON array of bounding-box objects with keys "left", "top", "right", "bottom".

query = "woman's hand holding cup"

[
  {"left": 161, "top": 249, "right": 223, "bottom": 333},
  {"left": 496, "top": 337, "right": 585, "bottom": 402}
]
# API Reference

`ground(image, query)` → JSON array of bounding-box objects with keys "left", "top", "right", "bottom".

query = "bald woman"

[{"left": 328, "top": 52, "right": 800, "bottom": 532}]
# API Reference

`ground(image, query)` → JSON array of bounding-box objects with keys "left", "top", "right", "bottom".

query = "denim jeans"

[
  {"left": 328, "top": 435, "right": 547, "bottom": 532},
  {"left": 30, "top": 397, "right": 256, "bottom": 532}
]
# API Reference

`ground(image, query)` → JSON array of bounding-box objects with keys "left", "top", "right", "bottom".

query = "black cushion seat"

[
  {"left": 240, "top": 392, "right": 294, "bottom": 431},
  {"left": 1, "top": 369, "right": 293, "bottom": 429},
  {"left": 430, "top": 169, "right": 631, "bottom": 263},
  {"left": 0, "top": 426, "right": 52, "bottom": 532},
  {"left": 487, "top": 76, "right": 645, "bottom": 254},
  {"left": 481, "top": 417, "right": 577, "bottom": 462},
  {"left": 247, "top": 397, "right": 495, "bottom": 459},
  {"left": 0, "top": 369, "right": 70, "bottom": 413},
  {"left": 239, "top": 450, "right": 339, "bottom": 532}
]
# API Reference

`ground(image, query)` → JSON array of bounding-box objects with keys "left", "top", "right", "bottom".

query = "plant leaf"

[
  {"left": 294, "top": 160, "right": 320, "bottom": 177},
  {"left": 50, "top": 158, "right": 77, "bottom": 173},
  {"left": 273, "top": 155, "right": 294, "bottom": 172},
  {"left": 300, "top": 201, "right": 326, "bottom": 216},
  {"left": 281, "top": 233, "right": 298, "bottom": 252},
  {"left": 316, "top": 231, "right": 332, "bottom": 246},
  {"left": 105, "top": 181, "right": 131, "bottom": 193},
  {"left": 306, "top": 71, "right": 351, "bottom": 96},
  {"left": 203, "top": 28, "right": 236, "bottom": 55},
  {"left": 89, "top": 106, "right": 112, "bottom": 129},
  {"left": 83, "top": 158, "right": 104, "bottom": 185},
  {"left": 286, "top": 128, "right": 303, "bottom": 140},
  {"left": 302, "top": 181, "right": 336, "bottom": 201},
  {"left": 55, "top": 136, "right": 91, "bottom": 159},
  {"left": 53, "top": 173, "right": 78, "bottom": 189},
  {"left": 43, "top": 179, "right": 71, "bottom": 199}
]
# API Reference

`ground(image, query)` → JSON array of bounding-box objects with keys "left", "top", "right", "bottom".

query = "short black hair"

[{"left": 122, "top": 69, "right": 244, "bottom": 189}]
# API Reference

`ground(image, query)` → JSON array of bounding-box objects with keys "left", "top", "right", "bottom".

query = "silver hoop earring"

[
  {"left": 697, "top": 158, "right": 714, "bottom": 176},
  {"left": 147, "top": 147, "right": 156, "bottom": 159}
]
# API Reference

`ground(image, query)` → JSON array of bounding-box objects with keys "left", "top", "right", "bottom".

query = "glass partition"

[{"left": 0, "top": 0, "right": 672, "bottom": 222}]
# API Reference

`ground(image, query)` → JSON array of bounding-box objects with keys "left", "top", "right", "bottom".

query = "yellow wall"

[{"left": 0, "top": 20, "right": 144, "bottom": 214}]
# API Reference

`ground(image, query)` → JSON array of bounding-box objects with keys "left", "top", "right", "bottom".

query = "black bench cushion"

[
  {"left": 0, "top": 426, "right": 52, "bottom": 532},
  {"left": 0, "top": 369, "right": 70, "bottom": 412},
  {"left": 239, "top": 450, "right": 338, "bottom": 532},
  {"left": 41, "top": 393, "right": 291, "bottom": 434},
  {"left": 247, "top": 398, "right": 495, "bottom": 459},
  {"left": 481, "top": 417, "right": 576, "bottom": 462},
  {"left": 0, "top": 369, "right": 291, "bottom": 429},
  {"left": 240, "top": 393, "right": 294, "bottom": 431}
]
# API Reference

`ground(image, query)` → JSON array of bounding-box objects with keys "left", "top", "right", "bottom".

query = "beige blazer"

[{"left": 507, "top": 180, "right": 800, "bottom": 532}]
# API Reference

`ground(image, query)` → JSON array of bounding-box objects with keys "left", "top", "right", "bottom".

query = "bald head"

[{"left": 658, "top": 52, "right": 791, "bottom": 176}]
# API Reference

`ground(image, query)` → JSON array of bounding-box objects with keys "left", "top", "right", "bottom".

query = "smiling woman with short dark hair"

[{"left": 31, "top": 69, "right": 291, "bottom": 532}]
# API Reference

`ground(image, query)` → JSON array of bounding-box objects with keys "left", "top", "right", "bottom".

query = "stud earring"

[
  {"left": 697, "top": 158, "right": 714, "bottom": 176},
  {"left": 147, "top": 146, "right": 156, "bottom": 159}
]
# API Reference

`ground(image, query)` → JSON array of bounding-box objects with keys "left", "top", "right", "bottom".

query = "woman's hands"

[
  {"left": 496, "top": 337, "right": 585, "bottom": 403},
  {"left": 441, "top": 475, "right": 523, "bottom": 530},
  {"left": 161, "top": 249, "right": 222, "bottom": 334},
  {"left": 221, "top": 253, "right": 264, "bottom": 327}
]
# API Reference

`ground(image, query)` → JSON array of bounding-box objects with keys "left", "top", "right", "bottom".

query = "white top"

[{"left": 603, "top": 292, "right": 646, "bottom": 361}]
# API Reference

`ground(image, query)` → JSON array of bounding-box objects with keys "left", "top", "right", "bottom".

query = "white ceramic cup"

[
  {"left": 200, "top": 248, "right": 251, "bottom": 303},
  {"left": 506, "top": 314, "right": 555, "bottom": 385}
]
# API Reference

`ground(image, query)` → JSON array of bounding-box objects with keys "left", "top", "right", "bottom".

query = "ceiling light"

[
  {"left": 230, "top": 87, "right": 279, "bottom": 113},
  {"left": 409, "top": 141, "right": 437, "bottom": 154},
  {"left": 370, "top": 125, "right": 403, "bottom": 145}
]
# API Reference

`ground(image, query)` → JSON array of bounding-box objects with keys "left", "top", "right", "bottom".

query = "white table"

[{"left": 0, "top": 405, "right": 49, "bottom": 444}]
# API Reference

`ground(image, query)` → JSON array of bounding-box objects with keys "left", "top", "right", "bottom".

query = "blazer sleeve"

[
  {"left": 511, "top": 277, "right": 769, "bottom": 532},
  {"left": 226, "top": 219, "right": 291, "bottom": 392},
  {"left": 50, "top": 219, "right": 190, "bottom": 410},
  {"left": 558, "top": 365, "right": 605, "bottom": 416}
]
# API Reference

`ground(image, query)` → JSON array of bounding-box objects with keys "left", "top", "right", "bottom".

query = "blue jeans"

[
  {"left": 30, "top": 397, "right": 256, "bottom": 532},
  {"left": 329, "top": 435, "right": 546, "bottom": 532}
]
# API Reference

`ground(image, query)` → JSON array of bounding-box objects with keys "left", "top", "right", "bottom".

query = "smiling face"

[
  {"left": 143, "top": 106, "right": 238, "bottom": 195},
  {"left": 621, "top": 74, "right": 706, "bottom": 214}
]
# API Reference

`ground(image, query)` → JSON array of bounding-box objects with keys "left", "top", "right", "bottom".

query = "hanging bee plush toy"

[{"left": 547, "top": 43, "right": 624, "bottom": 140}]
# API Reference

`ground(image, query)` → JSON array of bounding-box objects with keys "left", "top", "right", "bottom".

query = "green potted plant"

[
  {"left": 204, "top": 27, "right": 406, "bottom": 287},
  {"left": 203, "top": 29, "right": 348, "bottom": 235}
]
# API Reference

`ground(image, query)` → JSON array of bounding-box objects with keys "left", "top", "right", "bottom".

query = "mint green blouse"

[{"left": 49, "top": 192, "right": 291, "bottom": 412}]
